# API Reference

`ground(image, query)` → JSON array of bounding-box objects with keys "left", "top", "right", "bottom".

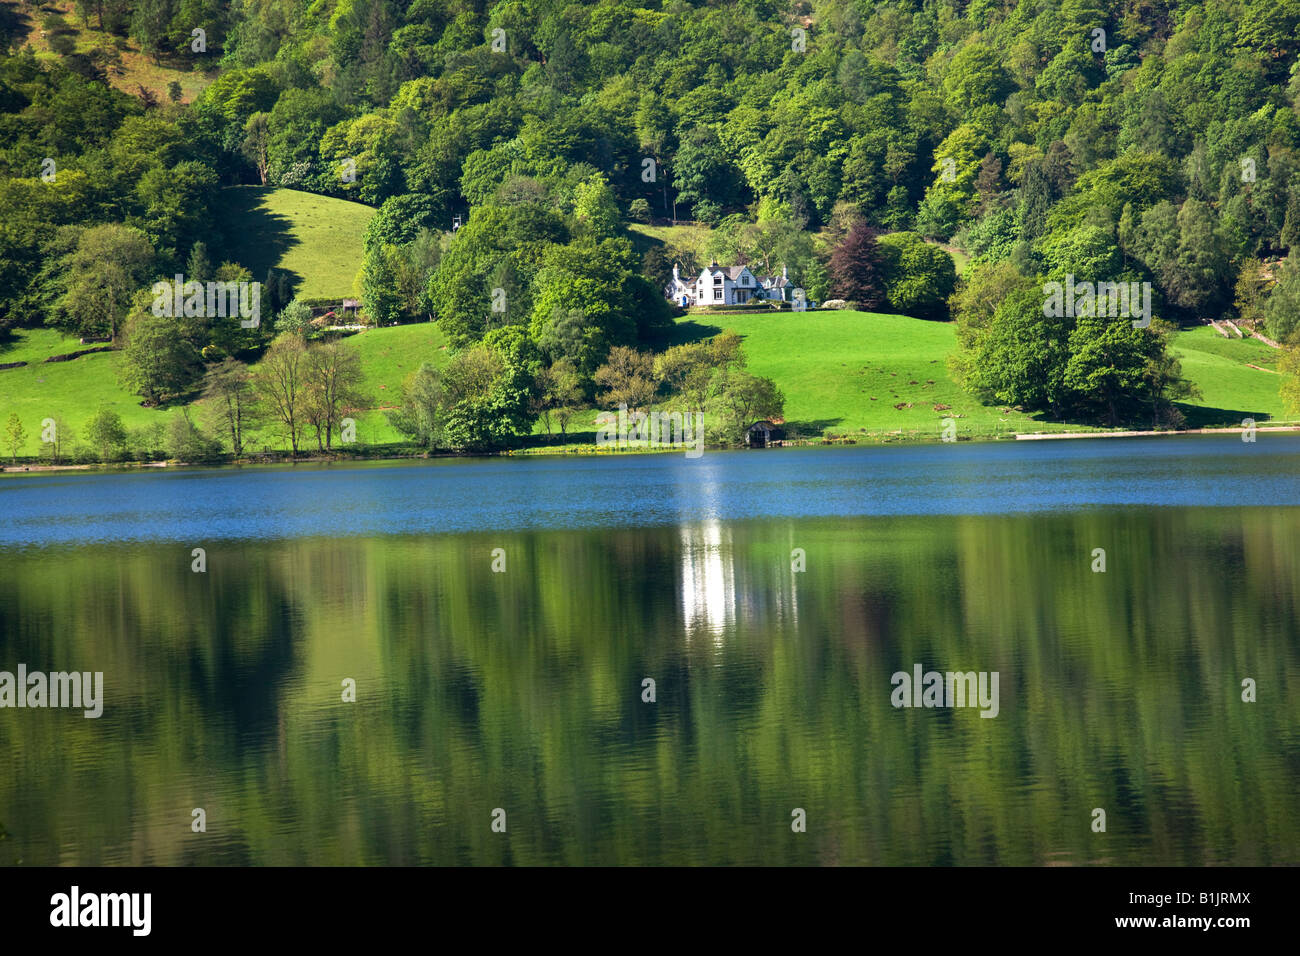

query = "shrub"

[
  {"left": 166, "top": 413, "right": 220, "bottom": 462},
  {"left": 274, "top": 299, "right": 315, "bottom": 338},
  {"left": 692, "top": 200, "right": 722, "bottom": 224}
]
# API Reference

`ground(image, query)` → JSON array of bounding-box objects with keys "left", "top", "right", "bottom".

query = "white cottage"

[
  {"left": 666, "top": 262, "right": 763, "bottom": 306},
  {"left": 665, "top": 261, "right": 797, "bottom": 307},
  {"left": 695, "top": 262, "right": 760, "bottom": 305}
]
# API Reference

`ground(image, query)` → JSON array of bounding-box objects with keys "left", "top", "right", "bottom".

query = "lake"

[{"left": 1, "top": 437, "right": 1297, "bottom": 865}]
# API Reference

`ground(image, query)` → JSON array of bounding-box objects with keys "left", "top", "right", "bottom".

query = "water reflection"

[
  {"left": 1, "top": 506, "right": 1297, "bottom": 865},
  {"left": 680, "top": 521, "right": 735, "bottom": 641}
]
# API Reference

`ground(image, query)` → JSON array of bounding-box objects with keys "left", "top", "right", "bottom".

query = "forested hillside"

[{"left": 2, "top": 0, "right": 1300, "bottom": 452}]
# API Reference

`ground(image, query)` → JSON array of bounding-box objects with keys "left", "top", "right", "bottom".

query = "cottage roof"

[{"left": 703, "top": 264, "right": 752, "bottom": 279}]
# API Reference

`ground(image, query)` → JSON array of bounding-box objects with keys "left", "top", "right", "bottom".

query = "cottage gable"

[{"left": 757, "top": 265, "right": 794, "bottom": 301}]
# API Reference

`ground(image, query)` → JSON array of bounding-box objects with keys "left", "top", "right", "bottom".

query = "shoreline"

[
  {"left": 3, "top": 425, "right": 1297, "bottom": 475},
  {"left": 1013, "top": 426, "right": 1300, "bottom": 442},
  {"left": 1016, "top": 425, "right": 1300, "bottom": 440}
]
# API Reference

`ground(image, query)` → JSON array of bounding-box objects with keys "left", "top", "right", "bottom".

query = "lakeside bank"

[{"left": 6, "top": 422, "right": 1300, "bottom": 476}]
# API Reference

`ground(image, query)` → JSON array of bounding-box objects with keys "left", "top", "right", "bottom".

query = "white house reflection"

[
  {"left": 680, "top": 520, "right": 735, "bottom": 641},
  {"left": 679, "top": 521, "right": 804, "bottom": 643}
]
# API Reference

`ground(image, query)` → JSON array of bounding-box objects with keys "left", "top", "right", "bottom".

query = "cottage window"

[{"left": 713, "top": 290, "right": 722, "bottom": 300}]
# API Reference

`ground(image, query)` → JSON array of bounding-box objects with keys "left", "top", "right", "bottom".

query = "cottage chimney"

[
  {"left": 782, "top": 264, "right": 788, "bottom": 280},
  {"left": 673, "top": 262, "right": 679, "bottom": 280}
]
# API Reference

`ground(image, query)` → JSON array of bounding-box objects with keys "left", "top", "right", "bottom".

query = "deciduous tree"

[
  {"left": 303, "top": 339, "right": 366, "bottom": 451},
  {"left": 828, "top": 221, "right": 886, "bottom": 306},
  {"left": 4, "top": 413, "right": 26, "bottom": 464},
  {"left": 200, "top": 357, "right": 256, "bottom": 457},
  {"left": 252, "top": 334, "right": 309, "bottom": 455}
]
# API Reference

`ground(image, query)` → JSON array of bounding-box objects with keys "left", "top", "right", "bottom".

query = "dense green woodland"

[{"left": 3, "top": 0, "right": 1300, "bottom": 449}]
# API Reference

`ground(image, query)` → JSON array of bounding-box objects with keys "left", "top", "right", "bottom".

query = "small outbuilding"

[{"left": 746, "top": 420, "right": 785, "bottom": 448}]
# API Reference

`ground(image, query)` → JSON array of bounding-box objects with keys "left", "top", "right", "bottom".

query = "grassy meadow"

[
  {"left": 673, "top": 310, "right": 1037, "bottom": 439},
  {"left": 3, "top": 309, "right": 1288, "bottom": 462},
  {"left": 0, "top": 328, "right": 185, "bottom": 450},
  {"left": 1169, "top": 325, "right": 1287, "bottom": 426},
  {"left": 671, "top": 311, "right": 1290, "bottom": 439},
  {"left": 214, "top": 187, "right": 375, "bottom": 301},
  {"left": 6, "top": 0, "right": 217, "bottom": 103},
  {"left": 0, "top": 324, "right": 451, "bottom": 457}
]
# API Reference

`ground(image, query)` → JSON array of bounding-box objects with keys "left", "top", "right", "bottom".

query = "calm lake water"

[{"left": 1, "top": 437, "right": 1297, "bottom": 865}]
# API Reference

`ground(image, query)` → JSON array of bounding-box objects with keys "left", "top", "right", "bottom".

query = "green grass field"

[
  {"left": 214, "top": 186, "right": 375, "bottom": 301},
  {"left": 672, "top": 312, "right": 1290, "bottom": 439},
  {"left": 0, "top": 329, "right": 187, "bottom": 455},
  {"left": 0, "top": 312, "right": 1290, "bottom": 460},
  {"left": 0, "top": 324, "right": 450, "bottom": 458},
  {"left": 1170, "top": 325, "right": 1288, "bottom": 426},
  {"left": 671, "top": 310, "right": 1071, "bottom": 440},
  {"left": 337, "top": 323, "right": 451, "bottom": 444}
]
